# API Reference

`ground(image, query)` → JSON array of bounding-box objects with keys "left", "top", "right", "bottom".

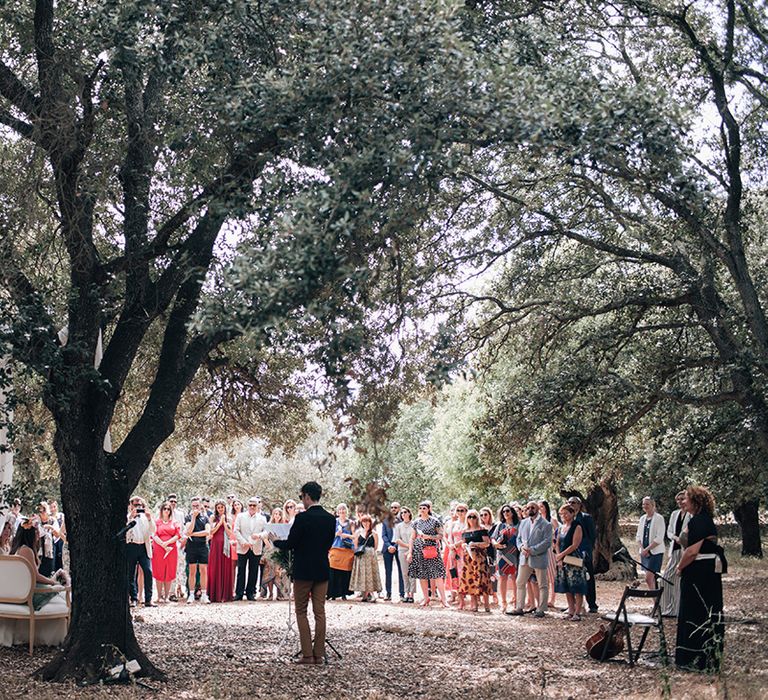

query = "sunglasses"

[
  {"left": 286, "top": 505, "right": 296, "bottom": 509},
  {"left": 456, "top": 508, "right": 467, "bottom": 512},
  {"left": 467, "top": 515, "right": 478, "bottom": 519}
]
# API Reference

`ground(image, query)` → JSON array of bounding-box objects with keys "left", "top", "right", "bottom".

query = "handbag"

[
  {"left": 329, "top": 546, "right": 355, "bottom": 571},
  {"left": 422, "top": 545, "right": 438, "bottom": 559},
  {"left": 563, "top": 554, "right": 584, "bottom": 567}
]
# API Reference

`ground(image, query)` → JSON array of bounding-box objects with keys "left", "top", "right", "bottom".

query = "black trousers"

[
  {"left": 382, "top": 549, "right": 404, "bottom": 598},
  {"left": 585, "top": 553, "right": 597, "bottom": 610},
  {"left": 38, "top": 556, "right": 54, "bottom": 578},
  {"left": 236, "top": 551, "right": 261, "bottom": 598},
  {"left": 52, "top": 539, "right": 64, "bottom": 571},
  {"left": 126, "top": 542, "right": 153, "bottom": 604}
]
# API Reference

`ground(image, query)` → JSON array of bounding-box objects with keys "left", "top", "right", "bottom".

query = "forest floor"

[{"left": 1, "top": 541, "right": 765, "bottom": 700}]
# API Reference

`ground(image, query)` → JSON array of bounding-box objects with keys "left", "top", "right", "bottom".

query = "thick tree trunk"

[
  {"left": 566, "top": 479, "right": 634, "bottom": 580},
  {"left": 733, "top": 499, "right": 764, "bottom": 558},
  {"left": 35, "top": 432, "right": 163, "bottom": 683},
  {"left": 584, "top": 479, "right": 625, "bottom": 573}
]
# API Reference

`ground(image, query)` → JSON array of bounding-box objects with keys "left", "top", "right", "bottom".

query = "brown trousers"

[{"left": 293, "top": 579, "right": 328, "bottom": 659}]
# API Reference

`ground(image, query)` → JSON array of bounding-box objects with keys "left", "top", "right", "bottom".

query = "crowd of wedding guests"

[
  {"left": 328, "top": 497, "right": 600, "bottom": 620},
  {"left": 0, "top": 484, "right": 726, "bottom": 671},
  {"left": 0, "top": 498, "right": 67, "bottom": 573},
  {"left": 0, "top": 488, "right": 717, "bottom": 626},
  {"left": 123, "top": 493, "right": 296, "bottom": 606}
]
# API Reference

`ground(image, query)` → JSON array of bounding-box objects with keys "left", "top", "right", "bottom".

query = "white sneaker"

[
  {"left": 200, "top": 592, "right": 209, "bottom": 604},
  {"left": 187, "top": 593, "right": 194, "bottom": 604}
]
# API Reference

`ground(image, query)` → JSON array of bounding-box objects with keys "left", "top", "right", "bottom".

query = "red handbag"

[{"left": 422, "top": 545, "right": 438, "bottom": 559}]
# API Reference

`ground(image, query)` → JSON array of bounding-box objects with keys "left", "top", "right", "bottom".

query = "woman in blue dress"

[
  {"left": 327, "top": 503, "right": 355, "bottom": 600},
  {"left": 554, "top": 503, "right": 587, "bottom": 621}
]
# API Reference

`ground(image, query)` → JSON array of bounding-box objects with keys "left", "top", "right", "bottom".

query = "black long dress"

[{"left": 675, "top": 512, "right": 724, "bottom": 671}]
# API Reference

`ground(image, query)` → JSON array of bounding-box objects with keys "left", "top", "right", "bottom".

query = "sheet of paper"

[{"left": 265, "top": 522, "right": 292, "bottom": 539}]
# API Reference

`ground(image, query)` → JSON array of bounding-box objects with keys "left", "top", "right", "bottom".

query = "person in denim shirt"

[{"left": 381, "top": 502, "right": 404, "bottom": 601}]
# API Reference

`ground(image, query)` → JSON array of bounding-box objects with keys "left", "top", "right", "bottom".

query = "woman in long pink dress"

[
  {"left": 152, "top": 502, "right": 181, "bottom": 604},
  {"left": 207, "top": 500, "right": 234, "bottom": 603}
]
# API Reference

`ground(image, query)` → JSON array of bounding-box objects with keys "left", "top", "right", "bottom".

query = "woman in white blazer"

[{"left": 636, "top": 497, "right": 666, "bottom": 589}]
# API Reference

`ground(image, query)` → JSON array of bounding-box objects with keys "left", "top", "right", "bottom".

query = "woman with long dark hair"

[
  {"left": 10, "top": 519, "right": 59, "bottom": 586},
  {"left": 207, "top": 500, "right": 234, "bottom": 603},
  {"left": 152, "top": 502, "right": 181, "bottom": 604},
  {"left": 230, "top": 499, "right": 243, "bottom": 589},
  {"left": 491, "top": 504, "right": 520, "bottom": 613}
]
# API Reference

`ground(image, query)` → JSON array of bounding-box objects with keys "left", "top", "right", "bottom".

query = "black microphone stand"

[
  {"left": 614, "top": 547, "right": 673, "bottom": 588},
  {"left": 115, "top": 521, "right": 134, "bottom": 675}
]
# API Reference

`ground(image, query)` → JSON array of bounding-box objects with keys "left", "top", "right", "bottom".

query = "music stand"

[
  {"left": 274, "top": 553, "right": 343, "bottom": 662},
  {"left": 615, "top": 548, "right": 673, "bottom": 588},
  {"left": 275, "top": 551, "right": 298, "bottom": 659}
]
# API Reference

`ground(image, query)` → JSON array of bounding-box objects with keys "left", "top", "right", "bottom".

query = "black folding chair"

[{"left": 600, "top": 586, "right": 668, "bottom": 666}]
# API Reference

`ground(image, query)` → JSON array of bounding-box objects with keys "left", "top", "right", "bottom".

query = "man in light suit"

[
  {"left": 507, "top": 501, "right": 553, "bottom": 618},
  {"left": 234, "top": 497, "right": 267, "bottom": 600}
]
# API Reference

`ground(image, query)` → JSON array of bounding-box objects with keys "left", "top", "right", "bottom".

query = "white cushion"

[
  {"left": 602, "top": 612, "right": 658, "bottom": 626},
  {"left": 0, "top": 602, "right": 31, "bottom": 616},
  {"left": 0, "top": 593, "right": 68, "bottom": 618}
]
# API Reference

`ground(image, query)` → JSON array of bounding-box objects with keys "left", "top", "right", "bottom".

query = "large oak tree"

[
  {"left": 435, "top": 0, "right": 768, "bottom": 556},
  {"left": 0, "top": 0, "right": 483, "bottom": 681}
]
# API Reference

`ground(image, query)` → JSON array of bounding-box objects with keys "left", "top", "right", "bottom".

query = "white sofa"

[{"left": 0, "top": 554, "right": 71, "bottom": 654}]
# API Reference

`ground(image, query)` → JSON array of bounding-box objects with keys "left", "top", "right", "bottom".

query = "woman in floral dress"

[
  {"left": 458, "top": 509, "right": 493, "bottom": 612},
  {"left": 407, "top": 501, "right": 448, "bottom": 607}
]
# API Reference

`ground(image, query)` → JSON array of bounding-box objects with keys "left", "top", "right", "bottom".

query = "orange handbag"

[{"left": 329, "top": 547, "right": 355, "bottom": 572}]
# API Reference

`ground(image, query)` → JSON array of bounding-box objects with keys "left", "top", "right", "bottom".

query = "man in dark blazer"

[{"left": 274, "top": 481, "right": 336, "bottom": 664}]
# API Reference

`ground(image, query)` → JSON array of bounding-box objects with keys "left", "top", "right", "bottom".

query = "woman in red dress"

[
  {"left": 207, "top": 499, "right": 234, "bottom": 603},
  {"left": 152, "top": 502, "right": 181, "bottom": 604}
]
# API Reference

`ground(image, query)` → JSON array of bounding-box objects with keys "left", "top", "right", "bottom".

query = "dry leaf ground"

[{"left": 1, "top": 542, "right": 765, "bottom": 700}]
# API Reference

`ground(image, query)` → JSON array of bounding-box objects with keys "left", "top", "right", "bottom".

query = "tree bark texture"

[
  {"left": 34, "top": 424, "right": 164, "bottom": 682},
  {"left": 733, "top": 499, "right": 764, "bottom": 558},
  {"left": 582, "top": 479, "right": 633, "bottom": 578}
]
